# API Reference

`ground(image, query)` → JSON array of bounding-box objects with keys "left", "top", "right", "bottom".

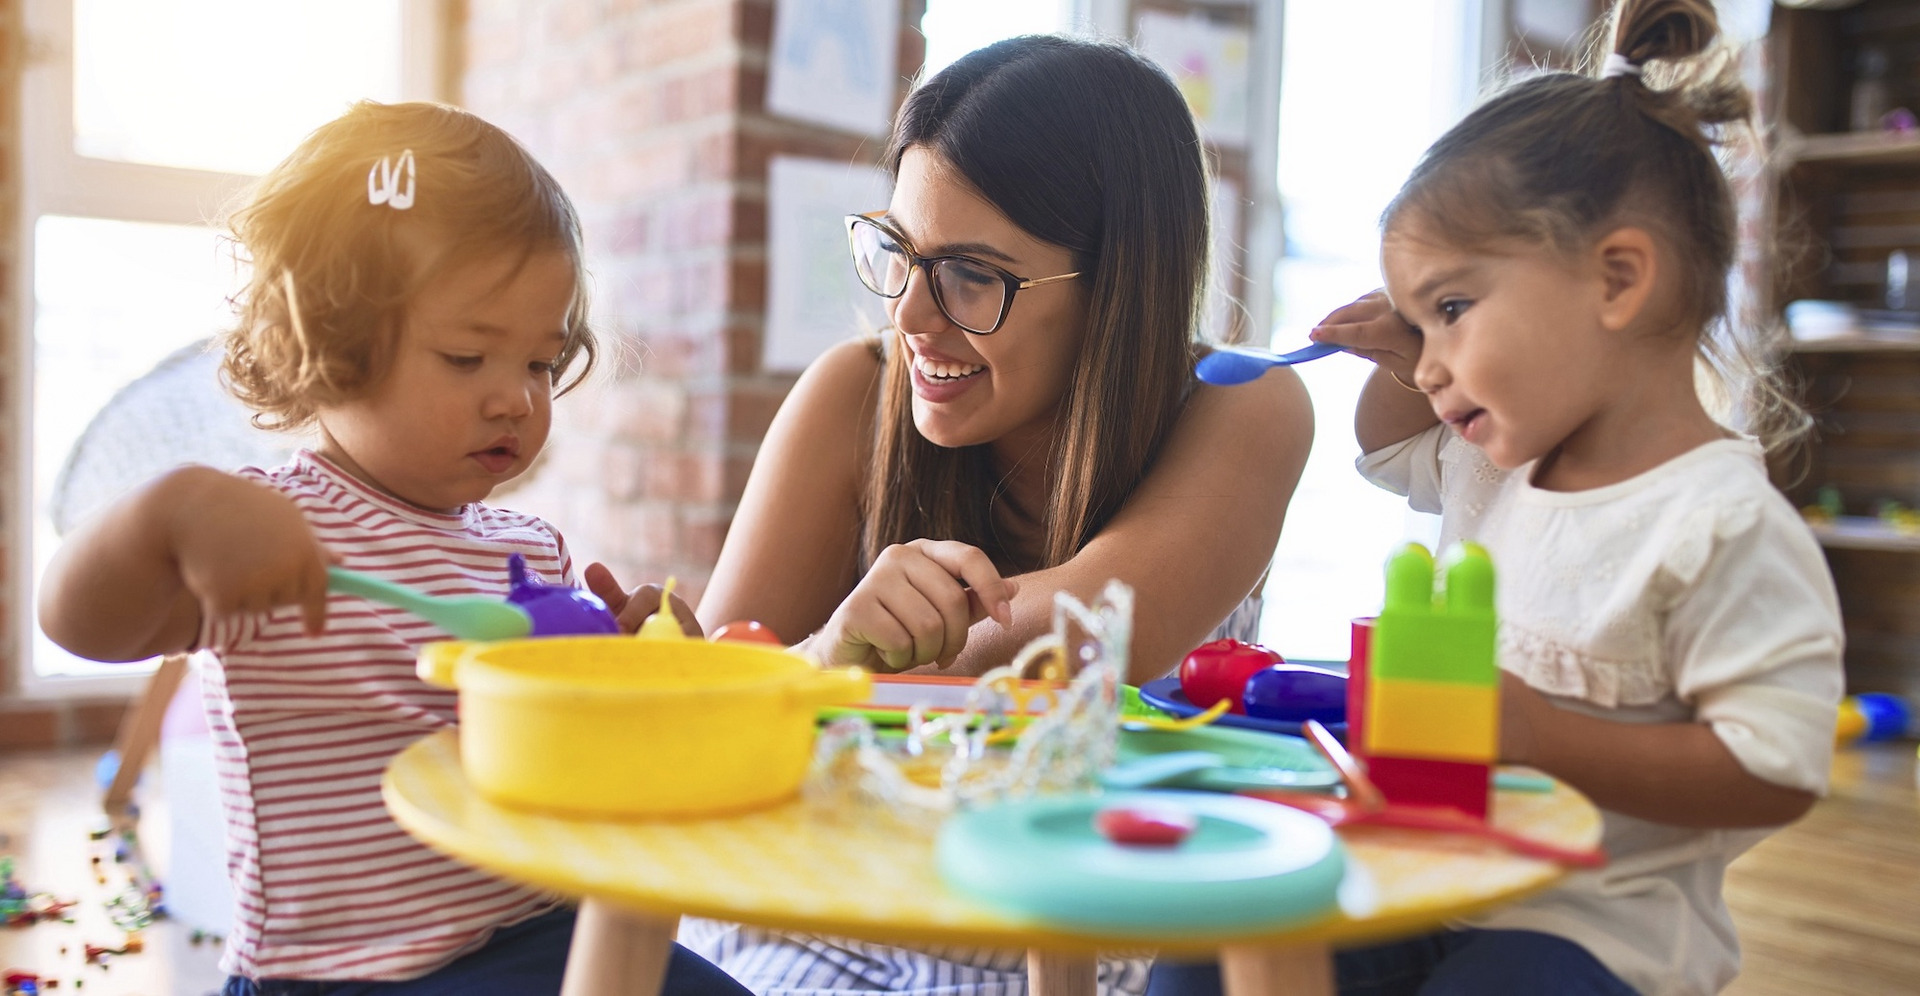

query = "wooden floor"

[
  {"left": 0, "top": 748, "right": 226, "bottom": 995},
  {"left": 0, "top": 741, "right": 1915, "bottom": 994},
  {"left": 1724, "top": 742, "right": 1920, "bottom": 995}
]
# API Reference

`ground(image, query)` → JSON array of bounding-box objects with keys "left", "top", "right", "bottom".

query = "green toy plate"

[
  {"left": 936, "top": 791, "right": 1345, "bottom": 935},
  {"left": 1115, "top": 725, "right": 1341, "bottom": 792}
]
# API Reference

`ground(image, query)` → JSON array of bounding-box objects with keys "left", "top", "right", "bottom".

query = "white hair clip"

[
  {"left": 1601, "top": 53, "right": 1643, "bottom": 80},
  {"left": 367, "top": 149, "right": 416, "bottom": 210}
]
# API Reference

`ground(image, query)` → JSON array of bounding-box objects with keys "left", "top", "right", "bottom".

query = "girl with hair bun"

[{"left": 1157, "top": 1, "right": 1842, "bottom": 993}]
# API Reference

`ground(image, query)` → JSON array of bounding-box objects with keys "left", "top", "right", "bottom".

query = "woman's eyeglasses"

[{"left": 844, "top": 212, "right": 1080, "bottom": 335}]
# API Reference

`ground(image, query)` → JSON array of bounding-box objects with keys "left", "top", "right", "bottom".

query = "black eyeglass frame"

[{"left": 844, "top": 211, "right": 1081, "bottom": 335}]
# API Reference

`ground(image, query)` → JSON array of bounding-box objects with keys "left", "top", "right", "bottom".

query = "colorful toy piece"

[
  {"left": 1094, "top": 804, "right": 1198, "bottom": 846},
  {"left": 635, "top": 577, "right": 686, "bottom": 640},
  {"left": 1835, "top": 692, "right": 1913, "bottom": 745},
  {"left": 1242, "top": 664, "right": 1346, "bottom": 725},
  {"left": 713, "top": 620, "right": 784, "bottom": 644},
  {"left": 504, "top": 553, "right": 619, "bottom": 635},
  {"left": 1351, "top": 542, "right": 1498, "bottom": 820},
  {"left": 1178, "top": 639, "right": 1284, "bottom": 714}
]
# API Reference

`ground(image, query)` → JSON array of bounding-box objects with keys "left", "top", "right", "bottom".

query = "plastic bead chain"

[{"left": 809, "top": 581, "right": 1132, "bottom": 820}]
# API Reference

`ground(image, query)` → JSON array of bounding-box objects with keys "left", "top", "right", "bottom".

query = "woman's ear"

[{"left": 1592, "top": 226, "right": 1658, "bottom": 332}]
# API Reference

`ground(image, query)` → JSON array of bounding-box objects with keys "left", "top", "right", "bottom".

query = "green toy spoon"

[{"left": 327, "top": 566, "right": 533, "bottom": 641}]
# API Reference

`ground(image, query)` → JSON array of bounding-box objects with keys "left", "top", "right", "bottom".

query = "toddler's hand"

[
  {"left": 166, "top": 469, "right": 336, "bottom": 635},
  {"left": 583, "top": 563, "right": 702, "bottom": 637},
  {"left": 1309, "top": 289, "right": 1423, "bottom": 383},
  {"left": 804, "top": 539, "right": 1017, "bottom": 672}
]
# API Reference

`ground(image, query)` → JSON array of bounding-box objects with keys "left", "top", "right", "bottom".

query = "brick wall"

[
  {"left": 463, "top": 0, "right": 925, "bottom": 603},
  {"left": 0, "top": 0, "right": 129, "bottom": 747}
]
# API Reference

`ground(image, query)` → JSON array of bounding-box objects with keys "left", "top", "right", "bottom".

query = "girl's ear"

[{"left": 1592, "top": 226, "right": 1658, "bottom": 332}]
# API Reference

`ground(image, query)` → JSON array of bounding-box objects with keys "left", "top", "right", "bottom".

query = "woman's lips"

[{"left": 910, "top": 359, "right": 987, "bottom": 403}]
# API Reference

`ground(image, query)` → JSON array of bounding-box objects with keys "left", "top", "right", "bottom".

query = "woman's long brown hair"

[{"left": 861, "top": 36, "right": 1210, "bottom": 572}]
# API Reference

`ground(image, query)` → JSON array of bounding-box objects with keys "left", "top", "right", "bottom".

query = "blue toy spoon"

[
  {"left": 1195, "top": 342, "right": 1342, "bottom": 386},
  {"left": 327, "top": 566, "right": 533, "bottom": 641}
]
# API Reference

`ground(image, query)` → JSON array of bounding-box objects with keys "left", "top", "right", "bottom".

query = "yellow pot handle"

[
  {"left": 788, "top": 666, "right": 872, "bottom": 709},
  {"left": 416, "top": 640, "right": 480, "bottom": 689}
]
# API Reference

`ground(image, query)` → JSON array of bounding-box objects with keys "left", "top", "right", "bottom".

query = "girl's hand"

[
  {"left": 1309, "top": 289, "right": 1423, "bottom": 383},
  {"left": 165, "top": 470, "right": 337, "bottom": 635},
  {"left": 802, "top": 539, "right": 1018, "bottom": 672},
  {"left": 583, "top": 563, "right": 702, "bottom": 637}
]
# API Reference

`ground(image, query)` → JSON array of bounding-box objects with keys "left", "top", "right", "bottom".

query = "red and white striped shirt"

[{"left": 200, "top": 451, "right": 567, "bottom": 981}]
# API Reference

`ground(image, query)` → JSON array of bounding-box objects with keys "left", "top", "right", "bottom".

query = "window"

[
  {"left": 1256, "top": 0, "right": 1494, "bottom": 662},
  {"left": 17, "top": 0, "right": 448, "bottom": 693},
  {"left": 920, "top": 0, "right": 1079, "bottom": 77}
]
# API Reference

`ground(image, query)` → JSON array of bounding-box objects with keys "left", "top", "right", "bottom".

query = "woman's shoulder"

[
  {"left": 782, "top": 337, "right": 884, "bottom": 429},
  {"left": 1182, "top": 363, "right": 1313, "bottom": 435}
]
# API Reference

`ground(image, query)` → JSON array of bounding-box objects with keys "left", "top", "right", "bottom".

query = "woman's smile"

[{"left": 910, "top": 349, "right": 989, "bottom": 401}]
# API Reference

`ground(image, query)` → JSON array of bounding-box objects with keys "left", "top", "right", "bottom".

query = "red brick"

[
  {"left": 72, "top": 700, "right": 130, "bottom": 745},
  {"left": 681, "top": 504, "right": 735, "bottom": 568},
  {"left": 631, "top": 3, "right": 738, "bottom": 71},
  {"left": 1365, "top": 755, "right": 1491, "bottom": 820},
  {"left": 726, "top": 255, "right": 767, "bottom": 312},
  {"left": 616, "top": 502, "right": 681, "bottom": 565},
  {"left": 724, "top": 322, "right": 767, "bottom": 375},
  {"left": 0, "top": 705, "right": 59, "bottom": 751},
  {"left": 740, "top": 0, "right": 774, "bottom": 48},
  {"left": 609, "top": 379, "right": 688, "bottom": 443}
]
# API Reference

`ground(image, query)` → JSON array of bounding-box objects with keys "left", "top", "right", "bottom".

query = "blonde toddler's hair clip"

[{"left": 367, "top": 149, "right": 416, "bottom": 210}]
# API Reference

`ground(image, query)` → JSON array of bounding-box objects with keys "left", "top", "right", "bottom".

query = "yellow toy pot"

[{"left": 417, "top": 636, "right": 870, "bottom": 818}]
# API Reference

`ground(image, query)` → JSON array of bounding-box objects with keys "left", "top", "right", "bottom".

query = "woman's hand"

[
  {"left": 584, "top": 563, "right": 703, "bottom": 637},
  {"left": 1308, "top": 289, "right": 1423, "bottom": 382},
  {"left": 165, "top": 469, "right": 338, "bottom": 635},
  {"left": 801, "top": 539, "right": 1019, "bottom": 672}
]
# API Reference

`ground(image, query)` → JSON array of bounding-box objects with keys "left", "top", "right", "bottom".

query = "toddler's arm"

[
  {"left": 1309, "top": 290, "right": 1437, "bottom": 453},
  {"left": 39, "top": 466, "right": 333, "bottom": 662},
  {"left": 1500, "top": 677, "right": 1817, "bottom": 828},
  {"left": 1502, "top": 509, "right": 1842, "bottom": 829}
]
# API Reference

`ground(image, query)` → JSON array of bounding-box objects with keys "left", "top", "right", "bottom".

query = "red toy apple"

[{"left": 1178, "top": 638, "right": 1285, "bottom": 714}]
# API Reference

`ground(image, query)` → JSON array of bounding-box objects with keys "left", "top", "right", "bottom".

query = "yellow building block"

[{"left": 1363, "top": 677, "right": 1499, "bottom": 762}]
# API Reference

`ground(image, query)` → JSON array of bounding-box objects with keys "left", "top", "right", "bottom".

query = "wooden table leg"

[
  {"left": 1219, "top": 943, "right": 1334, "bottom": 996},
  {"left": 1027, "top": 949, "right": 1097, "bottom": 996},
  {"left": 560, "top": 899, "right": 678, "bottom": 996}
]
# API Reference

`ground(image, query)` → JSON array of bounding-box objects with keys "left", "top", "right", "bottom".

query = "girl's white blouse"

[{"left": 1360, "top": 425, "right": 1844, "bottom": 996}]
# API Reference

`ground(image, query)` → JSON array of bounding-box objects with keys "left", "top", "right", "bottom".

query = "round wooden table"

[{"left": 384, "top": 729, "right": 1602, "bottom": 996}]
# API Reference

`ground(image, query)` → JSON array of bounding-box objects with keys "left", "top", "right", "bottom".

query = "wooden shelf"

[
  {"left": 1782, "top": 131, "right": 1920, "bottom": 167},
  {"left": 1786, "top": 335, "right": 1920, "bottom": 353},
  {"left": 1808, "top": 517, "right": 1920, "bottom": 553}
]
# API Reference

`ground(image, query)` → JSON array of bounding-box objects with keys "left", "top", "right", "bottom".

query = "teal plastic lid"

[{"left": 936, "top": 791, "right": 1345, "bottom": 935}]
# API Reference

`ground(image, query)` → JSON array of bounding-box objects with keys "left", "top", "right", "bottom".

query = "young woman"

[{"left": 699, "top": 35, "right": 1312, "bottom": 690}]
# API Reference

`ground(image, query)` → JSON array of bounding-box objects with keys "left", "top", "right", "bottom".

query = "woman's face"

[{"left": 884, "top": 146, "right": 1090, "bottom": 453}]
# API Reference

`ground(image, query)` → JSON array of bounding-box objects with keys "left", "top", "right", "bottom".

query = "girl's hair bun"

[{"left": 1613, "top": 0, "right": 1719, "bottom": 66}]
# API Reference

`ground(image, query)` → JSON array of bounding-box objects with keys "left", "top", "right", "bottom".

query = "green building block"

[{"left": 1370, "top": 542, "right": 1497, "bottom": 686}]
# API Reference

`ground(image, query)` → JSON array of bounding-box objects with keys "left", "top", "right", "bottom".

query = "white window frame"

[{"left": 13, "top": 0, "right": 452, "bottom": 699}]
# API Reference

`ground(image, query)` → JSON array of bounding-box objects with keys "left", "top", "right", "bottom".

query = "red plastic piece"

[
  {"left": 712, "top": 620, "right": 784, "bottom": 645},
  {"left": 1363, "top": 755, "right": 1491, "bottom": 820},
  {"left": 1178, "top": 639, "right": 1285, "bottom": 714},
  {"left": 1347, "top": 617, "right": 1373, "bottom": 755},
  {"left": 1094, "top": 805, "right": 1198, "bottom": 847}
]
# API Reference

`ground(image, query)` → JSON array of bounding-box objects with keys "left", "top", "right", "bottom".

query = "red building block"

[
  {"left": 1347, "top": 617, "right": 1372, "bottom": 757},
  {"left": 1364, "top": 754, "right": 1491, "bottom": 820}
]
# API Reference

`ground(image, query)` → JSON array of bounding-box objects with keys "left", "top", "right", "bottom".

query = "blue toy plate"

[
  {"left": 936, "top": 790, "right": 1346, "bottom": 935},
  {"left": 1138, "top": 677, "right": 1349, "bottom": 741}
]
